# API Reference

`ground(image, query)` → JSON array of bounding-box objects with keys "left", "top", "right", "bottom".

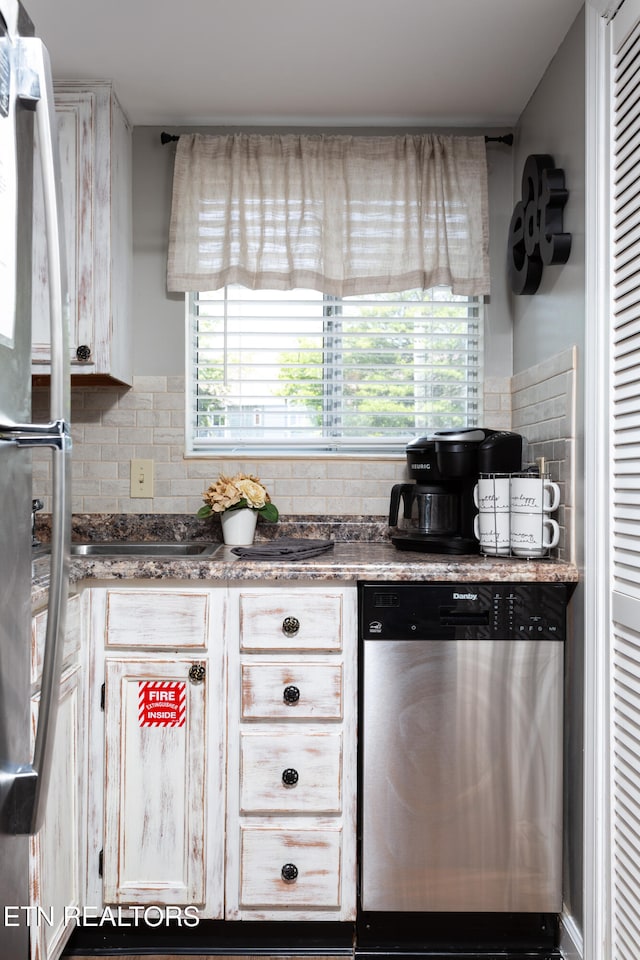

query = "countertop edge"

[{"left": 31, "top": 545, "right": 579, "bottom": 611}]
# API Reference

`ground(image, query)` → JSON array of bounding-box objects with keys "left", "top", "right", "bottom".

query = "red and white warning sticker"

[{"left": 138, "top": 680, "right": 186, "bottom": 727}]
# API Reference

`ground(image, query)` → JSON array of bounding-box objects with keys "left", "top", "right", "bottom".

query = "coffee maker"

[{"left": 389, "top": 428, "right": 524, "bottom": 553}]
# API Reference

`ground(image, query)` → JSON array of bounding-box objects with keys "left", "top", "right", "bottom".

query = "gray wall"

[
  {"left": 512, "top": 14, "right": 586, "bottom": 373},
  {"left": 512, "top": 6, "right": 585, "bottom": 934},
  {"left": 130, "top": 126, "right": 514, "bottom": 381}
]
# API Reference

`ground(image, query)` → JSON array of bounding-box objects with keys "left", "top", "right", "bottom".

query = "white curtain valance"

[{"left": 167, "top": 133, "right": 490, "bottom": 297}]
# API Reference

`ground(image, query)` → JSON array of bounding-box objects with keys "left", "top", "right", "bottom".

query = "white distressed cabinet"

[
  {"left": 88, "top": 586, "right": 225, "bottom": 919},
  {"left": 85, "top": 580, "right": 357, "bottom": 923},
  {"left": 225, "top": 583, "right": 357, "bottom": 920},
  {"left": 29, "top": 593, "right": 85, "bottom": 960},
  {"left": 31, "top": 81, "right": 132, "bottom": 385},
  {"left": 102, "top": 657, "right": 208, "bottom": 905}
]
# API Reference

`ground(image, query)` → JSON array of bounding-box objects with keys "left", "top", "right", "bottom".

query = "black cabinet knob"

[
  {"left": 76, "top": 344, "right": 92, "bottom": 362},
  {"left": 188, "top": 662, "right": 206, "bottom": 684},
  {"left": 282, "top": 616, "right": 300, "bottom": 636},
  {"left": 281, "top": 863, "right": 298, "bottom": 883},
  {"left": 282, "top": 768, "right": 299, "bottom": 786},
  {"left": 283, "top": 685, "right": 300, "bottom": 705}
]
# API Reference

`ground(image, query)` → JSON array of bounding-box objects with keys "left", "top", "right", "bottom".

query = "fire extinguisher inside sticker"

[{"left": 138, "top": 680, "right": 186, "bottom": 727}]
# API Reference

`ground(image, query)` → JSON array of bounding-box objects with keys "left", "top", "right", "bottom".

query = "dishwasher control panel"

[{"left": 358, "top": 582, "right": 567, "bottom": 641}]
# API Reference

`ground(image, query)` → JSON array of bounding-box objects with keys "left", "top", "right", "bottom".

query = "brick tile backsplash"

[
  {"left": 32, "top": 367, "right": 571, "bottom": 544},
  {"left": 511, "top": 346, "right": 577, "bottom": 561}
]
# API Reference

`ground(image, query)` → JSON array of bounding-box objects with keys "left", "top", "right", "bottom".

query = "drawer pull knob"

[
  {"left": 283, "top": 685, "right": 300, "bottom": 704},
  {"left": 282, "top": 616, "right": 300, "bottom": 636},
  {"left": 282, "top": 767, "right": 299, "bottom": 786},
  {"left": 281, "top": 862, "right": 298, "bottom": 883},
  {"left": 188, "top": 662, "right": 206, "bottom": 684}
]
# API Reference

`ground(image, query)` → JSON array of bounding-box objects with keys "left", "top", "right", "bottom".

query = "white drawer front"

[
  {"left": 240, "top": 732, "right": 342, "bottom": 813},
  {"left": 240, "top": 827, "right": 342, "bottom": 908},
  {"left": 241, "top": 663, "right": 343, "bottom": 720},
  {"left": 239, "top": 593, "right": 342, "bottom": 651},
  {"left": 104, "top": 589, "right": 210, "bottom": 649}
]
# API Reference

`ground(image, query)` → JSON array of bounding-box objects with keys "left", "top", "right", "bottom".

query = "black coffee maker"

[{"left": 389, "top": 428, "right": 524, "bottom": 553}]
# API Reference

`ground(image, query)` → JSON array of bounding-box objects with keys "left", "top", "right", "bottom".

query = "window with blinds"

[{"left": 185, "top": 286, "right": 483, "bottom": 456}]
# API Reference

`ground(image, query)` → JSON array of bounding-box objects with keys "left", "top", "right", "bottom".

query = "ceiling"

[{"left": 23, "top": 0, "right": 584, "bottom": 128}]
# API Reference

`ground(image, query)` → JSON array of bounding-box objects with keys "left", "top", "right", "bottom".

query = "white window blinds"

[
  {"left": 168, "top": 133, "right": 490, "bottom": 298},
  {"left": 186, "top": 285, "right": 482, "bottom": 456}
]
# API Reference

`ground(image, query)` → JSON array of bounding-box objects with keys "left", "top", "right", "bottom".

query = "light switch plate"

[{"left": 131, "top": 459, "right": 154, "bottom": 498}]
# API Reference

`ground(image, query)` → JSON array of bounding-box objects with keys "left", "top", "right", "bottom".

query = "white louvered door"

[{"left": 610, "top": 3, "right": 640, "bottom": 954}]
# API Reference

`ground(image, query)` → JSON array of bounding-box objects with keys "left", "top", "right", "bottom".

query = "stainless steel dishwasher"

[{"left": 358, "top": 581, "right": 566, "bottom": 914}]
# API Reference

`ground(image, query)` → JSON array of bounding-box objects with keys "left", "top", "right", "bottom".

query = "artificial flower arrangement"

[{"left": 197, "top": 473, "right": 279, "bottom": 523}]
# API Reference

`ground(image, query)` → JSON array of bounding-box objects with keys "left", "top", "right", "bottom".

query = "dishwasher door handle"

[{"left": 439, "top": 606, "right": 490, "bottom": 625}]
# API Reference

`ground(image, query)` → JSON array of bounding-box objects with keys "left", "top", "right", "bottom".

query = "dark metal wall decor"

[{"left": 507, "top": 154, "right": 571, "bottom": 295}]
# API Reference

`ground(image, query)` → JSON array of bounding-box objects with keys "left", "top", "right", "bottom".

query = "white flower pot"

[{"left": 220, "top": 508, "right": 258, "bottom": 546}]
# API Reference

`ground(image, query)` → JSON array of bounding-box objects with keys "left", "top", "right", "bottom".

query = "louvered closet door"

[{"left": 611, "top": 3, "right": 640, "bottom": 955}]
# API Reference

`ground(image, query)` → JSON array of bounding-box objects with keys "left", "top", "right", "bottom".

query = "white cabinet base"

[
  {"left": 87, "top": 586, "right": 225, "bottom": 920},
  {"left": 225, "top": 583, "right": 357, "bottom": 921},
  {"left": 86, "top": 581, "right": 356, "bottom": 924},
  {"left": 102, "top": 658, "right": 208, "bottom": 906},
  {"left": 29, "top": 663, "right": 83, "bottom": 960}
]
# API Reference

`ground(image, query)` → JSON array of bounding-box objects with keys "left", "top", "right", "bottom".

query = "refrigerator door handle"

[
  {"left": 6, "top": 36, "right": 72, "bottom": 836},
  {"left": 0, "top": 417, "right": 69, "bottom": 448}
]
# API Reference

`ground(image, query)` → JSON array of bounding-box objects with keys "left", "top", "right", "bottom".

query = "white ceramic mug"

[
  {"left": 510, "top": 512, "right": 560, "bottom": 557},
  {"left": 474, "top": 511, "right": 510, "bottom": 556},
  {"left": 510, "top": 475, "right": 560, "bottom": 514},
  {"left": 473, "top": 474, "right": 511, "bottom": 514}
]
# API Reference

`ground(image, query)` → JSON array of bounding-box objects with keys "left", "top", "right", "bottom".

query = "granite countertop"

[
  {"left": 31, "top": 544, "right": 579, "bottom": 615},
  {"left": 31, "top": 514, "right": 579, "bottom": 609}
]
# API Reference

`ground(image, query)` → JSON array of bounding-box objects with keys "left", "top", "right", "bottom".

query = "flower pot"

[{"left": 220, "top": 508, "right": 258, "bottom": 546}]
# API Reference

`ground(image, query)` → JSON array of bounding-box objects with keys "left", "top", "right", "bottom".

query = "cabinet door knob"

[
  {"left": 282, "top": 767, "right": 299, "bottom": 786},
  {"left": 75, "top": 344, "right": 92, "bottom": 361},
  {"left": 188, "top": 662, "right": 206, "bottom": 683},
  {"left": 282, "top": 616, "right": 300, "bottom": 636},
  {"left": 283, "top": 685, "right": 300, "bottom": 704},
  {"left": 281, "top": 863, "right": 298, "bottom": 883}
]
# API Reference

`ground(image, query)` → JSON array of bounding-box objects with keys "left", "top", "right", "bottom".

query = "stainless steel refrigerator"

[{"left": 0, "top": 1, "right": 70, "bottom": 955}]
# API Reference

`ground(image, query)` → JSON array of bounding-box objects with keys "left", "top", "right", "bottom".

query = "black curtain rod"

[
  {"left": 160, "top": 130, "right": 513, "bottom": 146},
  {"left": 485, "top": 134, "right": 514, "bottom": 145}
]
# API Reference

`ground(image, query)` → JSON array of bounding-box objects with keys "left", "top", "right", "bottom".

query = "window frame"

[{"left": 185, "top": 286, "right": 484, "bottom": 459}]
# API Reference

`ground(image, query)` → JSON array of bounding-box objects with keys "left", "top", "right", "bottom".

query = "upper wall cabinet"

[{"left": 32, "top": 81, "right": 133, "bottom": 386}]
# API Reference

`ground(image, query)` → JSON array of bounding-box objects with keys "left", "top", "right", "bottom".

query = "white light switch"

[{"left": 131, "top": 459, "right": 154, "bottom": 498}]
